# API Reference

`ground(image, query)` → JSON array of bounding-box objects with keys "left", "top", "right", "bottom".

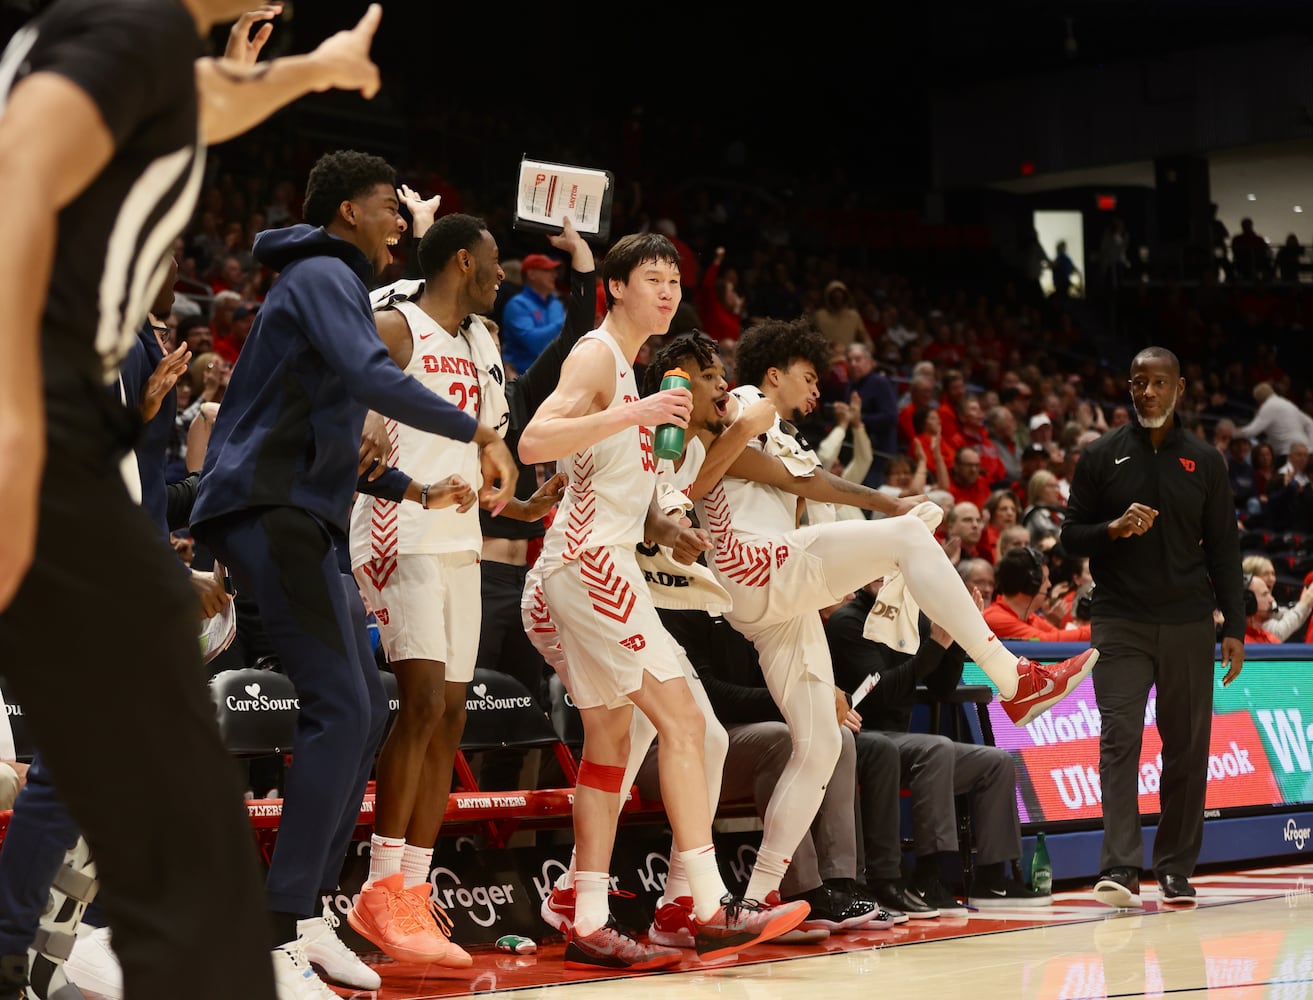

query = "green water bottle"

[
  {"left": 1030, "top": 831, "right": 1053, "bottom": 894},
  {"left": 653, "top": 367, "right": 691, "bottom": 460}
]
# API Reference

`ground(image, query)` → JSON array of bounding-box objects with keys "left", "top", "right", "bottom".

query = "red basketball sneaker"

[
  {"left": 648, "top": 895, "right": 697, "bottom": 948},
  {"left": 540, "top": 885, "right": 575, "bottom": 934},
  {"left": 1001, "top": 649, "right": 1099, "bottom": 727}
]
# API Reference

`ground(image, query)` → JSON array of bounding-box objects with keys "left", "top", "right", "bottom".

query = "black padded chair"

[
  {"left": 1240, "top": 529, "right": 1273, "bottom": 553},
  {"left": 209, "top": 667, "right": 299, "bottom": 756},
  {"left": 458, "top": 668, "right": 562, "bottom": 753},
  {"left": 210, "top": 667, "right": 401, "bottom": 757},
  {"left": 1273, "top": 573, "right": 1305, "bottom": 606},
  {"left": 448, "top": 668, "right": 579, "bottom": 846}
]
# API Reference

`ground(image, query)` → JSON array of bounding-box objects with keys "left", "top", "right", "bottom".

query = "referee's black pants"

[{"left": 0, "top": 445, "right": 275, "bottom": 1000}]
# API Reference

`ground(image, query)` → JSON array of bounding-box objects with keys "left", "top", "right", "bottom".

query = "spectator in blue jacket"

[{"left": 500, "top": 252, "right": 566, "bottom": 376}]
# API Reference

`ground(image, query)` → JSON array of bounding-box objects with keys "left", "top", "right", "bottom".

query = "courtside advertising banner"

[{"left": 962, "top": 647, "right": 1313, "bottom": 825}]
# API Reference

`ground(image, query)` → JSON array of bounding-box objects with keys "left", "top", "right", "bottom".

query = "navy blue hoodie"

[
  {"left": 118, "top": 321, "right": 174, "bottom": 534},
  {"left": 191, "top": 225, "right": 477, "bottom": 534}
]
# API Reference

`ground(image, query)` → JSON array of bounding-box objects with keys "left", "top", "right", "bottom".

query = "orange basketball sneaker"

[
  {"left": 1001, "top": 649, "right": 1099, "bottom": 727},
  {"left": 347, "top": 873, "right": 472, "bottom": 968}
]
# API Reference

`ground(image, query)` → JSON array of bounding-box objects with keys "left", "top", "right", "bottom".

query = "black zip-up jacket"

[
  {"left": 826, "top": 591, "right": 966, "bottom": 733},
  {"left": 1060, "top": 419, "right": 1245, "bottom": 639}
]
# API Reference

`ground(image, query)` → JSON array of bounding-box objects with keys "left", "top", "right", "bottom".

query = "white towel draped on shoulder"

[
  {"left": 861, "top": 500, "right": 945, "bottom": 653},
  {"left": 635, "top": 483, "right": 733, "bottom": 615}
]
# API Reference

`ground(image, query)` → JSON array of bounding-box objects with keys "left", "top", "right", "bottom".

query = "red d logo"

[{"left": 1179, "top": 457, "right": 1196, "bottom": 472}]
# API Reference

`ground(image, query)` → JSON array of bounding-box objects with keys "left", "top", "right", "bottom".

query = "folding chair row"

[{"left": 212, "top": 665, "right": 584, "bottom": 849}]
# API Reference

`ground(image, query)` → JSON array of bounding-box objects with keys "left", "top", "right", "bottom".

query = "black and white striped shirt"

[{"left": 0, "top": 0, "right": 204, "bottom": 389}]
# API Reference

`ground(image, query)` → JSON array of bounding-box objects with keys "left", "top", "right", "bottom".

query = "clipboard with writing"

[{"left": 513, "top": 156, "right": 614, "bottom": 242}]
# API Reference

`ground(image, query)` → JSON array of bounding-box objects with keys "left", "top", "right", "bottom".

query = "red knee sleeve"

[{"left": 576, "top": 759, "right": 627, "bottom": 793}]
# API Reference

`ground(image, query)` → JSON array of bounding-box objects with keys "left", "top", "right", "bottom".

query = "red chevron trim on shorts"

[
  {"left": 714, "top": 536, "right": 773, "bottom": 588},
  {"left": 362, "top": 556, "right": 398, "bottom": 591},
  {"left": 525, "top": 584, "right": 556, "bottom": 635},
  {"left": 578, "top": 550, "right": 636, "bottom": 624}
]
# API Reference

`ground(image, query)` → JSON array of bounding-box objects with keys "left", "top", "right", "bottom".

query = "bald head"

[{"left": 1131, "top": 346, "right": 1180, "bottom": 379}]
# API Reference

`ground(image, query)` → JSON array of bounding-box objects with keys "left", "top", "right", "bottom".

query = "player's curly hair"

[
  {"left": 643, "top": 331, "right": 720, "bottom": 396},
  {"left": 303, "top": 150, "right": 396, "bottom": 228},
  {"left": 734, "top": 317, "right": 829, "bottom": 390}
]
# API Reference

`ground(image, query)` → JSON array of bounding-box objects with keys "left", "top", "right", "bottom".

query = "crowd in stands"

[
  {"left": 15, "top": 3, "right": 1313, "bottom": 998},
  {"left": 134, "top": 125, "right": 1313, "bottom": 797},
  {"left": 148, "top": 128, "right": 1313, "bottom": 723},
  {"left": 20, "top": 78, "right": 1313, "bottom": 1000}
]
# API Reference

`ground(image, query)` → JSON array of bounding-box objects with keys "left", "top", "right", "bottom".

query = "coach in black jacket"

[{"left": 1061, "top": 346, "right": 1245, "bottom": 909}]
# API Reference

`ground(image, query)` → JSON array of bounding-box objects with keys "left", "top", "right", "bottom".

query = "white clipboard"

[{"left": 514, "top": 157, "right": 614, "bottom": 241}]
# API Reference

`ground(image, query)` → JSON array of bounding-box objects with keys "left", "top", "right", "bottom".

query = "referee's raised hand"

[
  {"left": 225, "top": 4, "right": 283, "bottom": 65},
  {"left": 309, "top": 3, "right": 383, "bottom": 99}
]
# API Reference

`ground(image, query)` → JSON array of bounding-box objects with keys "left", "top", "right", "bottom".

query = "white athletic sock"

[
  {"left": 973, "top": 640, "right": 1021, "bottom": 699},
  {"left": 573, "top": 871, "right": 611, "bottom": 936},
  {"left": 680, "top": 845, "right": 729, "bottom": 922},
  {"left": 367, "top": 834, "right": 404, "bottom": 885},
  {"left": 744, "top": 848, "right": 790, "bottom": 903},
  {"left": 400, "top": 843, "right": 434, "bottom": 889},
  {"left": 660, "top": 848, "right": 691, "bottom": 905}
]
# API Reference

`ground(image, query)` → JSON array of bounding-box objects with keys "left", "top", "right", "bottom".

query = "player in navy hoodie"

[{"left": 191, "top": 150, "right": 516, "bottom": 985}]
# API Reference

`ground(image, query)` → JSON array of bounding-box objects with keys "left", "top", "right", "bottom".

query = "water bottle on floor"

[{"left": 1031, "top": 831, "right": 1053, "bottom": 894}]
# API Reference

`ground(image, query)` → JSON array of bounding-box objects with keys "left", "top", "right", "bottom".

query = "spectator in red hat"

[{"left": 501, "top": 251, "right": 565, "bottom": 376}]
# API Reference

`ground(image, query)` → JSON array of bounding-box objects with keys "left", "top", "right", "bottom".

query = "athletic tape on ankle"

[{"left": 576, "top": 759, "right": 627, "bottom": 792}]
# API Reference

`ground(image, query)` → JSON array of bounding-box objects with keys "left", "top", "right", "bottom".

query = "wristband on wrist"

[{"left": 420, "top": 482, "right": 431, "bottom": 508}]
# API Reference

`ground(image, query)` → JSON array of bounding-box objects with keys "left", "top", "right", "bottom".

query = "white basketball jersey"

[
  {"left": 656, "top": 435, "right": 703, "bottom": 498},
  {"left": 536, "top": 329, "right": 656, "bottom": 577},
  {"left": 349, "top": 301, "right": 484, "bottom": 577},
  {"left": 702, "top": 385, "right": 801, "bottom": 539}
]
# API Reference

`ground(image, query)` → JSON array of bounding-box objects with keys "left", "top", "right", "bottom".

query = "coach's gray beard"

[{"left": 1135, "top": 390, "right": 1177, "bottom": 429}]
